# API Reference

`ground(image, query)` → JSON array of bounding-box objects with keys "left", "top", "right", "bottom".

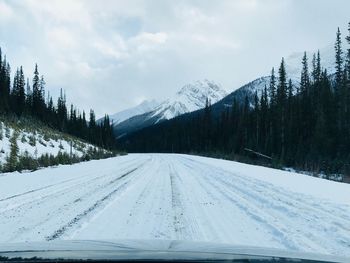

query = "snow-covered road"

[{"left": 0, "top": 154, "right": 349, "bottom": 257}]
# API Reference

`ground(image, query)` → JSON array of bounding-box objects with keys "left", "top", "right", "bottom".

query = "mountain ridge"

[{"left": 113, "top": 79, "right": 227, "bottom": 136}]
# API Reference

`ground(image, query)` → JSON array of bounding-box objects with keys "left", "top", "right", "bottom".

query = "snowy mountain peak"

[
  {"left": 112, "top": 80, "right": 228, "bottom": 135},
  {"left": 151, "top": 80, "right": 227, "bottom": 121},
  {"left": 177, "top": 79, "right": 225, "bottom": 97}
]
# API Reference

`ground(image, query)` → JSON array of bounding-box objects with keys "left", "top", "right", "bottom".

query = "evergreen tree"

[
  {"left": 18, "top": 67, "right": 26, "bottom": 115},
  {"left": 0, "top": 54, "right": 11, "bottom": 113},
  {"left": 315, "top": 50, "right": 321, "bottom": 83},
  {"left": 268, "top": 67, "right": 277, "bottom": 154},
  {"left": 25, "top": 78, "right": 32, "bottom": 112},
  {"left": 269, "top": 67, "right": 276, "bottom": 105},
  {"left": 32, "top": 64, "right": 42, "bottom": 116},
  {"left": 260, "top": 85, "right": 269, "bottom": 152},
  {"left": 335, "top": 27, "right": 343, "bottom": 88},
  {"left": 276, "top": 58, "right": 288, "bottom": 159},
  {"left": 300, "top": 52, "right": 310, "bottom": 95},
  {"left": 89, "top": 109, "right": 97, "bottom": 144},
  {"left": 347, "top": 22, "right": 350, "bottom": 74},
  {"left": 5, "top": 131, "right": 19, "bottom": 172},
  {"left": 11, "top": 68, "right": 19, "bottom": 111},
  {"left": 57, "top": 88, "right": 67, "bottom": 131},
  {"left": 299, "top": 52, "right": 311, "bottom": 145},
  {"left": 11, "top": 67, "right": 26, "bottom": 116},
  {"left": 334, "top": 27, "right": 347, "bottom": 150},
  {"left": 345, "top": 23, "right": 350, "bottom": 152}
]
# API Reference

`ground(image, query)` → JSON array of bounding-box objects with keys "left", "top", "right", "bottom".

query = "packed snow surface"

[{"left": 0, "top": 154, "right": 349, "bottom": 257}]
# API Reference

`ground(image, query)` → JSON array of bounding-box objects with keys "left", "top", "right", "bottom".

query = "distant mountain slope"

[
  {"left": 103, "top": 100, "right": 159, "bottom": 125},
  {"left": 210, "top": 76, "right": 270, "bottom": 115},
  {"left": 114, "top": 80, "right": 227, "bottom": 137}
]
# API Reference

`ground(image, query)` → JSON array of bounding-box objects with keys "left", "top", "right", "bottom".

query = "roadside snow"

[
  {"left": 0, "top": 153, "right": 349, "bottom": 258},
  {"left": 187, "top": 155, "right": 350, "bottom": 205}
]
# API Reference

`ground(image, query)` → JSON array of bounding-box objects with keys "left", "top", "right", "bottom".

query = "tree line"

[
  {"left": 123, "top": 23, "right": 350, "bottom": 176},
  {"left": 0, "top": 52, "right": 115, "bottom": 150}
]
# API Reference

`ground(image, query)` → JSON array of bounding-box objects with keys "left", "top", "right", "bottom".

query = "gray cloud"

[{"left": 0, "top": 0, "right": 349, "bottom": 117}]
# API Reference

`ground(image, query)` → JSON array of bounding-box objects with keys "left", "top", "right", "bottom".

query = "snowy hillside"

[
  {"left": 106, "top": 100, "right": 159, "bottom": 125},
  {"left": 231, "top": 76, "right": 270, "bottom": 102},
  {"left": 0, "top": 120, "right": 105, "bottom": 172},
  {"left": 0, "top": 153, "right": 349, "bottom": 258}
]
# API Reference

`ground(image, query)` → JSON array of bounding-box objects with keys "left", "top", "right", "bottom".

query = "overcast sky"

[{"left": 0, "top": 0, "right": 349, "bottom": 117}]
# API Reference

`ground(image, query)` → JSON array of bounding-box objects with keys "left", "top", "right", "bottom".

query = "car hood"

[{"left": 0, "top": 239, "right": 348, "bottom": 262}]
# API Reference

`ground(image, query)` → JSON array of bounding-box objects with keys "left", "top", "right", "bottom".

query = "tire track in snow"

[
  {"left": 202, "top": 164, "right": 350, "bottom": 250},
  {"left": 179, "top": 159, "right": 319, "bottom": 250},
  {"left": 135, "top": 157, "right": 172, "bottom": 239},
  {"left": 180, "top": 155, "right": 350, "bottom": 225},
  {"left": 179, "top": 156, "right": 350, "bottom": 254},
  {"left": 0, "top": 162, "right": 141, "bottom": 216},
  {"left": 179, "top": 158, "right": 324, "bottom": 250},
  {"left": 0, "top": 177, "right": 78, "bottom": 202},
  {"left": 168, "top": 159, "right": 219, "bottom": 241},
  {"left": 169, "top": 163, "right": 186, "bottom": 238},
  {"left": 45, "top": 163, "right": 145, "bottom": 241},
  {"left": 181, "top": 156, "right": 350, "bottom": 222},
  {"left": 0, "top": 157, "right": 144, "bottom": 214},
  {"left": 3, "top": 158, "right": 149, "bottom": 242}
]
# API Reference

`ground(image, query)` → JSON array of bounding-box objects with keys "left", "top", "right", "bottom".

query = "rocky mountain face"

[{"left": 113, "top": 80, "right": 227, "bottom": 137}]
